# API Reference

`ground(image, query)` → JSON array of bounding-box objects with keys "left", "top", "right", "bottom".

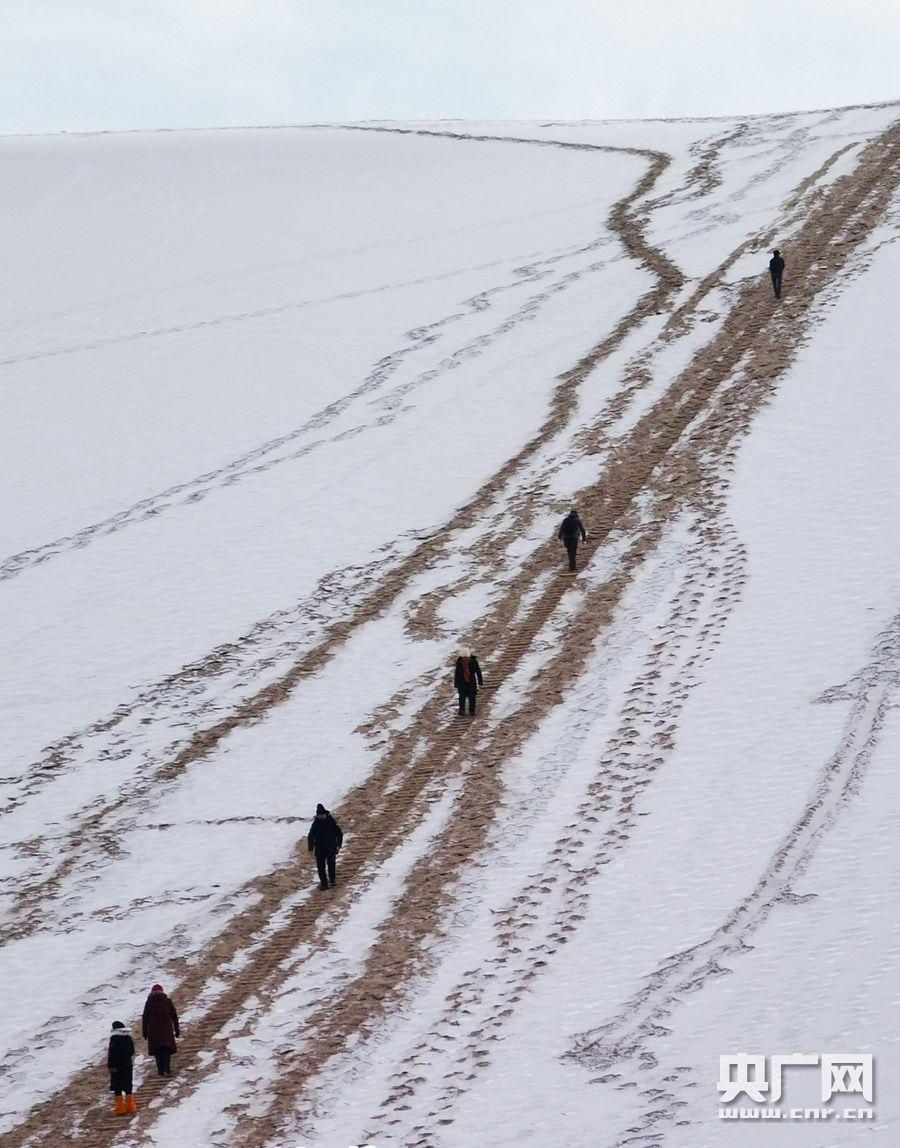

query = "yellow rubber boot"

[
  {"left": 113, "top": 1094, "right": 126, "bottom": 1115},
  {"left": 125, "top": 1093, "right": 137, "bottom": 1114}
]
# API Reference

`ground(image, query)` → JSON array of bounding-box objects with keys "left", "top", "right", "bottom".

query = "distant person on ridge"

[
  {"left": 558, "top": 508, "right": 587, "bottom": 572},
  {"left": 454, "top": 652, "right": 484, "bottom": 717},
  {"left": 142, "top": 984, "right": 180, "bottom": 1078},
  {"left": 769, "top": 249, "right": 785, "bottom": 299},
  {"left": 107, "top": 1020, "right": 136, "bottom": 1115},
  {"left": 308, "top": 803, "right": 343, "bottom": 890}
]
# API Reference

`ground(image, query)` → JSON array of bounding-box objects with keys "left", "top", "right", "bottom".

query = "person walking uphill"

[
  {"left": 558, "top": 508, "right": 587, "bottom": 572},
  {"left": 769, "top": 249, "right": 785, "bottom": 298},
  {"left": 308, "top": 803, "right": 343, "bottom": 890},
  {"left": 107, "top": 1021, "right": 136, "bottom": 1115},
  {"left": 142, "top": 984, "right": 180, "bottom": 1077},
  {"left": 454, "top": 653, "right": 484, "bottom": 716}
]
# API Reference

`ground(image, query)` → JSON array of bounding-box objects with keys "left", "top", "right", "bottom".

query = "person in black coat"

[
  {"left": 558, "top": 509, "right": 587, "bottom": 572},
  {"left": 308, "top": 803, "right": 343, "bottom": 890},
  {"left": 454, "top": 654, "right": 484, "bottom": 716},
  {"left": 769, "top": 249, "right": 785, "bottom": 298},
  {"left": 107, "top": 1020, "right": 136, "bottom": 1115}
]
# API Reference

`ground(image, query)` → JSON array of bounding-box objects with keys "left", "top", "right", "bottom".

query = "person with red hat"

[{"left": 142, "top": 984, "right": 180, "bottom": 1077}]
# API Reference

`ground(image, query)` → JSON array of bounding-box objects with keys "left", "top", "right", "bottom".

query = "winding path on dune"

[{"left": 4, "top": 113, "right": 900, "bottom": 1147}]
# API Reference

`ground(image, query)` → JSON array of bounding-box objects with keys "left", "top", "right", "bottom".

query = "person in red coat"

[{"left": 142, "top": 983, "right": 180, "bottom": 1077}]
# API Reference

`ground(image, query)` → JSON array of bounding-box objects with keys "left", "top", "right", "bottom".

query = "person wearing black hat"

[
  {"left": 308, "top": 804, "right": 343, "bottom": 890},
  {"left": 558, "top": 508, "right": 587, "bottom": 572},
  {"left": 107, "top": 1021, "right": 136, "bottom": 1115},
  {"left": 769, "top": 249, "right": 785, "bottom": 298}
]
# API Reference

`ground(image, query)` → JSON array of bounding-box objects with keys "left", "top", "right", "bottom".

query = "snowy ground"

[{"left": 2, "top": 103, "right": 900, "bottom": 1148}]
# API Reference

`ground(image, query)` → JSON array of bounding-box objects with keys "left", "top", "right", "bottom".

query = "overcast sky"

[{"left": 3, "top": 0, "right": 899, "bottom": 134}]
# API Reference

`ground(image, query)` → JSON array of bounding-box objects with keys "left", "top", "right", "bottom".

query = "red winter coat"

[{"left": 142, "top": 990, "right": 180, "bottom": 1054}]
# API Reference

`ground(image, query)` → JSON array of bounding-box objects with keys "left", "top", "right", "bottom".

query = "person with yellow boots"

[{"left": 107, "top": 1020, "right": 137, "bottom": 1115}]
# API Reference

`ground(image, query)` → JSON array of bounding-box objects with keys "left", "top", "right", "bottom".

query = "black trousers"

[
  {"left": 564, "top": 540, "right": 579, "bottom": 571},
  {"left": 770, "top": 269, "right": 783, "bottom": 298},
  {"left": 110, "top": 1067, "right": 133, "bottom": 1094},
  {"left": 457, "top": 686, "right": 477, "bottom": 715},
  {"left": 316, "top": 850, "right": 337, "bottom": 886},
  {"left": 154, "top": 1049, "right": 172, "bottom": 1076}
]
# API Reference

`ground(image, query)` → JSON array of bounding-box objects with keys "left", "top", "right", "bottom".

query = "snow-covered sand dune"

[{"left": 2, "top": 103, "right": 900, "bottom": 1147}]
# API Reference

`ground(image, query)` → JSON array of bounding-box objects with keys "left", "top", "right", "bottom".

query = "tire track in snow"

[
  {"left": 5, "top": 115, "right": 898, "bottom": 1147},
  {"left": 0, "top": 542, "right": 410, "bottom": 818},
  {"left": 224, "top": 118, "right": 900, "bottom": 1147},
  {"left": 0, "top": 243, "right": 591, "bottom": 583},
  {"left": 362, "top": 508, "right": 746, "bottom": 1146},
  {"left": 0, "top": 127, "right": 687, "bottom": 1148},
  {"left": 141, "top": 119, "right": 900, "bottom": 1148},
  {"left": 353, "top": 116, "right": 900, "bottom": 1145},
  {"left": 568, "top": 620, "right": 900, "bottom": 1147},
  {"left": 0, "top": 138, "right": 647, "bottom": 585},
  {"left": 0, "top": 130, "right": 682, "bottom": 942},
  {"left": 645, "top": 121, "right": 751, "bottom": 210}
]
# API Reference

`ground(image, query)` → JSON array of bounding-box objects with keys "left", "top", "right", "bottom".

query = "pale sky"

[{"left": 3, "top": 0, "right": 899, "bottom": 134}]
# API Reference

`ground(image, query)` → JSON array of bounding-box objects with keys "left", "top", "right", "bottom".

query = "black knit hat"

[
  {"left": 316, "top": 803, "right": 326, "bottom": 815},
  {"left": 111, "top": 1021, "right": 125, "bottom": 1030}
]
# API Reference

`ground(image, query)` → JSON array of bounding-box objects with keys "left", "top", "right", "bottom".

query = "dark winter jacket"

[
  {"left": 142, "top": 991, "right": 180, "bottom": 1054},
  {"left": 107, "top": 1030, "right": 135, "bottom": 1071},
  {"left": 454, "top": 655, "right": 484, "bottom": 693},
  {"left": 559, "top": 511, "right": 587, "bottom": 543},
  {"left": 308, "top": 811, "right": 343, "bottom": 857},
  {"left": 769, "top": 253, "right": 785, "bottom": 276}
]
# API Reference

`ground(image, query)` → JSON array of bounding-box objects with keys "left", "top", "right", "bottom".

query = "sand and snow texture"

[{"left": 2, "top": 104, "right": 900, "bottom": 1147}]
